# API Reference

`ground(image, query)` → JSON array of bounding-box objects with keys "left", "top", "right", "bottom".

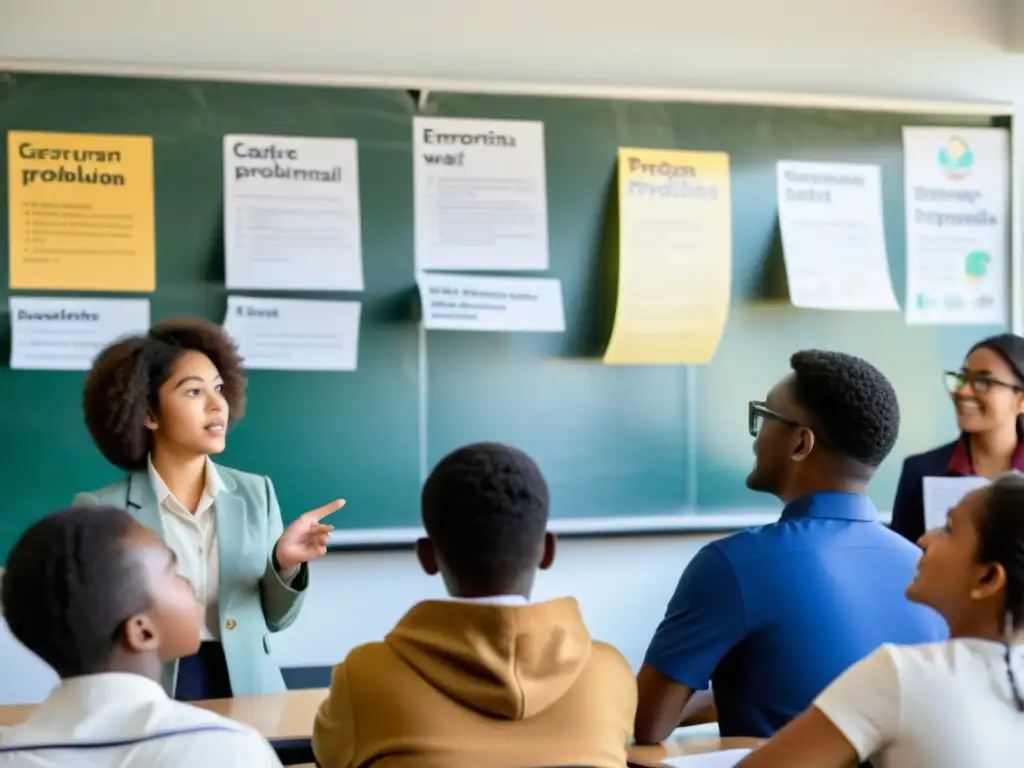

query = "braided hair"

[
  {"left": 0, "top": 506, "right": 151, "bottom": 678},
  {"left": 974, "top": 473, "right": 1024, "bottom": 712}
]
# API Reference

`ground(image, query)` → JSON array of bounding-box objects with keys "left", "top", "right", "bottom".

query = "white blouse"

[
  {"left": 815, "top": 638, "right": 1024, "bottom": 768},
  {"left": 148, "top": 456, "right": 223, "bottom": 641},
  {"left": 147, "top": 457, "right": 298, "bottom": 642}
]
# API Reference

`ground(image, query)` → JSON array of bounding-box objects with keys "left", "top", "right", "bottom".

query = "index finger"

[{"left": 308, "top": 498, "right": 345, "bottom": 521}]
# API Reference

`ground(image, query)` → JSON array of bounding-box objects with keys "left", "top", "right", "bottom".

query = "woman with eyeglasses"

[
  {"left": 736, "top": 472, "right": 1024, "bottom": 768},
  {"left": 890, "top": 333, "right": 1024, "bottom": 544}
]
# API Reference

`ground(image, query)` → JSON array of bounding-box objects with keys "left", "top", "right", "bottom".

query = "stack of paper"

[{"left": 662, "top": 749, "right": 752, "bottom": 767}]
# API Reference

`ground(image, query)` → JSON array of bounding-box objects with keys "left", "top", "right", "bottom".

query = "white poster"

[
  {"left": 223, "top": 296, "right": 361, "bottom": 371},
  {"left": 903, "top": 127, "right": 1009, "bottom": 325},
  {"left": 776, "top": 161, "right": 898, "bottom": 311},
  {"left": 413, "top": 116, "right": 549, "bottom": 272},
  {"left": 9, "top": 296, "right": 150, "bottom": 370},
  {"left": 417, "top": 273, "right": 565, "bottom": 332},
  {"left": 223, "top": 134, "right": 364, "bottom": 291}
]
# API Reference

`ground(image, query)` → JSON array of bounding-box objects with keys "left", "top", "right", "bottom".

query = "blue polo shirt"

[{"left": 644, "top": 492, "right": 947, "bottom": 737}]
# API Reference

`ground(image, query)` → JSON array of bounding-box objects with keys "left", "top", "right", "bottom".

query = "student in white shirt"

[
  {"left": 72, "top": 318, "right": 345, "bottom": 700},
  {"left": 738, "top": 471, "right": 1024, "bottom": 768},
  {"left": 0, "top": 505, "right": 282, "bottom": 767}
]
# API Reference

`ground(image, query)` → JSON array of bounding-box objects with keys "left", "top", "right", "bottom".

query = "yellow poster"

[
  {"left": 603, "top": 148, "right": 732, "bottom": 365},
  {"left": 8, "top": 131, "right": 156, "bottom": 291}
]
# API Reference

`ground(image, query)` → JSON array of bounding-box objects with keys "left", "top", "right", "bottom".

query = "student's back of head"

[
  {"left": 313, "top": 442, "right": 637, "bottom": 768},
  {"left": 416, "top": 441, "right": 553, "bottom": 599},
  {"left": 0, "top": 507, "right": 281, "bottom": 767}
]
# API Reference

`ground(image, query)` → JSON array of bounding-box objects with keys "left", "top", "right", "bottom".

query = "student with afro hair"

[
  {"left": 635, "top": 350, "right": 947, "bottom": 744},
  {"left": 312, "top": 443, "right": 636, "bottom": 768},
  {"left": 73, "top": 317, "right": 344, "bottom": 701}
]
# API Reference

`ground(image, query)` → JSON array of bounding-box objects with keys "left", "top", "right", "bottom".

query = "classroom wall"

[
  {"left": 0, "top": 0, "right": 1020, "bottom": 704},
  {"left": 0, "top": 0, "right": 1015, "bottom": 100}
]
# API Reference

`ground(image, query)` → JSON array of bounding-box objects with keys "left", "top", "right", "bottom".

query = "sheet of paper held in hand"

[
  {"left": 662, "top": 749, "right": 752, "bottom": 768},
  {"left": 922, "top": 475, "right": 990, "bottom": 532}
]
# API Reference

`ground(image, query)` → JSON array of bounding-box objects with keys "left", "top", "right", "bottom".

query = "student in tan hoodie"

[{"left": 312, "top": 442, "right": 636, "bottom": 768}]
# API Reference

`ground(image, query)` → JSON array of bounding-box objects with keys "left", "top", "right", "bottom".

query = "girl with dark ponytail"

[{"left": 737, "top": 472, "right": 1024, "bottom": 768}]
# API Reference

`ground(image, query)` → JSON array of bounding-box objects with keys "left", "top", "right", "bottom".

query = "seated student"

[
  {"left": 635, "top": 350, "right": 948, "bottom": 744},
  {"left": 891, "top": 333, "right": 1024, "bottom": 544},
  {"left": 313, "top": 442, "right": 636, "bottom": 768},
  {"left": 0, "top": 506, "right": 281, "bottom": 767},
  {"left": 738, "top": 472, "right": 1024, "bottom": 768}
]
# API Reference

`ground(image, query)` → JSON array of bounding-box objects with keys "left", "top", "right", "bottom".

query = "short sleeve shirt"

[{"left": 643, "top": 492, "right": 948, "bottom": 736}]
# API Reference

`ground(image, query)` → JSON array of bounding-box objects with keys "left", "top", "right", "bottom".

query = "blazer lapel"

[
  {"left": 213, "top": 467, "right": 244, "bottom": 598},
  {"left": 125, "top": 471, "right": 165, "bottom": 537}
]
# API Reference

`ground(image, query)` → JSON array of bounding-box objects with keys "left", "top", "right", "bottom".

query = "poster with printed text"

[
  {"left": 903, "top": 127, "right": 1009, "bottom": 325},
  {"left": 8, "top": 131, "right": 155, "bottom": 292},
  {"left": 603, "top": 148, "right": 732, "bottom": 365},
  {"left": 223, "top": 134, "right": 364, "bottom": 291},
  {"left": 413, "top": 117, "right": 549, "bottom": 272},
  {"left": 776, "top": 160, "right": 898, "bottom": 311}
]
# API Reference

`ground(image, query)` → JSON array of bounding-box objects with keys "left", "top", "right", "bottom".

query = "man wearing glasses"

[{"left": 634, "top": 350, "right": 947, "bottom": 745}]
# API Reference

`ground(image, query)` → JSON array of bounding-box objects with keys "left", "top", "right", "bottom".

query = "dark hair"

[
  {"left": 967, "top": 333, "right": 1024, "bottom": 442},
  {"left": 789, "top": 350, "right": 900, "bottom": 471},
  {"left": 421, "top": 442, "right": 550, "bottom": 591},
  {"left": 1, "top": 506, "right": 150, "bottom": 678},
  {"left": 975, "top": 472, "right": 1024, "bottom": 711},
  {"left": 83, "top": 317, "right": 247, "bottom": 471}
]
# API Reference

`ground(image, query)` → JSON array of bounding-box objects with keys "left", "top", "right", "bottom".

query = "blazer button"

[{"left": 225, "top": 619, "right": 237, "bottom": 630}]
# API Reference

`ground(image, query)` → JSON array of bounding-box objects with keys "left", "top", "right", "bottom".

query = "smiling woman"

[
  {"left": 890, "top": 333, "right": 1024, "bottom": 544},
  {"left": 71, "top": 317, "right": 345, "bottom": 701}
]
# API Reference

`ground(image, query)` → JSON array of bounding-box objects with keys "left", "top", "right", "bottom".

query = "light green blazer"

[{"left": 72, "top": 464, "right": 307, "bottom": 697}]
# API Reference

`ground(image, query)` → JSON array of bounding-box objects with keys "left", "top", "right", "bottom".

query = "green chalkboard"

[
  {"left": 0, "top": 72, "right": 1006, "bottom": 561},
  {"left": 0, "top": 75, "right": 422, "bottom": 560},
  {"left": 423, "top": 93, "right": 1003, "bottom": 518}
]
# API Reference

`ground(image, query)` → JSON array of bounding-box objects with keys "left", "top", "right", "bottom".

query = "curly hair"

[
  {"left": 1, "top": 505, "right": 150, "bottom": 678},
  {"left": 83, "top": 317, "right": 247, "bottom": 471},
  {"left": 422, "top": 442, "right": 549, "bottom": 592},
  {"left": 789, "top": 349, "right": 900, "bottom": 470}
]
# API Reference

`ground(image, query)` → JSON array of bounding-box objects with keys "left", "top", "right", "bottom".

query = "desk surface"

[
  {"left": 2, "top": 689, "right": 758, "bottom": 766},
  {"left": 187, "top": 688, "right": 328, "bottom": 740},
  {"left": 0, "top": 688, "right": 330, "bottom": 739},
  {"left": 627, "top": 736, "right": 761, "bottom": 767}
]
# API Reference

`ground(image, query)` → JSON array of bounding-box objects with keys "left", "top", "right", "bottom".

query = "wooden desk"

[
  {"left": 627, "top": 736, "right": 762, "bottom": 767},
  {"left": 188, "top": 688, "right": 327, "bottom": 740},
  {"left": 0, "top": 688, "right": 328, "bottom": 740},
  {"left": 4, "top": 691, "right": 758, "bottom": 768}
]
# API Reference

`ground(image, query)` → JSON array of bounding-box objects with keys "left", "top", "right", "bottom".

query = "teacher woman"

[
  {"left": 890, "top": 332, "right": 1024, "bottom": 544},
  {"left": 72, "top": 317, "right": 343, "bottom": 701}
]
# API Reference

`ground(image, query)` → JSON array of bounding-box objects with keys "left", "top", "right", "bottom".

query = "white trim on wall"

[{"left": 0, "top": 58, "right": 1012, "bottom": 116}]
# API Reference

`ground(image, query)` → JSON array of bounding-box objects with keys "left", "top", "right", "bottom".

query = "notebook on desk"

[{"left": 663, "top": 749, "right": 751, "bottom": 768}]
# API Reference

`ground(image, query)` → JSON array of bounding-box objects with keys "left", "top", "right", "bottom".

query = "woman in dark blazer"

[{"left": 891, "top": 333, "right": 1024, "bottom": 543}]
